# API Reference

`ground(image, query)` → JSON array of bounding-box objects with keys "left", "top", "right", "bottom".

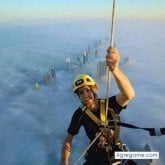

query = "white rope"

[
  {"left": 105, "top": 0, "right": 116, "bottom": 125},
  {"left": 72, "top": 128, "right": 105, "bottom": 165},
  {"left": 72, "top": 1, "right": 117, "bottom": 164},
  {"left": 109, "top": 0, "right": 116, "bottom": 48}
]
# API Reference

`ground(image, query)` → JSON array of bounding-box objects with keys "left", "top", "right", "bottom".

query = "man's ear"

[{"left": 92, "top": 84, "right": 98, "bottom": 93}]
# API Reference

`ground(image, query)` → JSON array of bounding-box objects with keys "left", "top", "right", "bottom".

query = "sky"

[{"left": 0, "top": 0, "right": 165, "bottom": 23}]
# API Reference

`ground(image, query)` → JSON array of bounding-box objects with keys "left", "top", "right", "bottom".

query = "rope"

[
  {"left": 109, "top": 0, "right": 116, "bottom": 47},
  {"left": 105, "top": 0, "right": 116, "bottom": 125},
  {"left": 72, "top": 1, "right": 117, "bottom": 164},
  {"left": 72, "top": 128, "right": 105, "bottom": 165}
]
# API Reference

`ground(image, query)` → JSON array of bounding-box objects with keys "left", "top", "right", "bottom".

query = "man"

[{"left": 61, "top": 47, "right": 135, "bottom": 165}]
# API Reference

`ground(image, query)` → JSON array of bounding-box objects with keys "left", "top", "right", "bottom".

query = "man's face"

[{"left": 77, "top": 86, "right": 95, "bottom": 108}]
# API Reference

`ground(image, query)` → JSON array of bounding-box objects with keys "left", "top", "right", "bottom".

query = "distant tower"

[
  {"left": 95, "top": 45, "right": 99, "bottom": 57},
  {"left": 43, "top": 73, "right": 52, "bottom": 84},
  {"left": 86, "top": 50, "right": 89, "bottom": 62},
  {"left": 73, "top": 64, "right": 78, "bottom": 75},
  {"left": 76, "top": 56, "right": 82, "bottom": 67},
  {"left": 66, "top": 57, "right": 71, "bottom": 70},
  {"left": 98, "top": 39, "right": 103, "bottom": 45},
  {"left": 51, "top": 67, "right": 56, "bottom": 79},
  {"left": 97, "top": 61, "right": 107, "bottom": 80},
  {"left": 34, "top": 83, "right": 40, "bottom": 91},
  {"left": 87, "top": 45, "right": 91, "bottom": 54},
  {"left": 94, "top": 40, "right": 98, "bottom": 49},
  {"left": 83, "top": 51, "right": 88, "bottom": 65}
]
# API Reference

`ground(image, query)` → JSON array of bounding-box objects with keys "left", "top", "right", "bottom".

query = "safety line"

[{"left": 105, "top": 0, "right": 116, "bottom": 125}]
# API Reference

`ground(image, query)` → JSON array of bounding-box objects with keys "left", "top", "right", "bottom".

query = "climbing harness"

[
  {"left": 75, "top": 98, "right": 126, "bottom": 165},
  {"left": 81, "top": 98, "right": 165, "bottom": 137},
  {"left": 81, "top": 99, "right": 116, "bottom": 147},
  {"left": 81, "top": 98, "right": 121, "bottom": 143}
]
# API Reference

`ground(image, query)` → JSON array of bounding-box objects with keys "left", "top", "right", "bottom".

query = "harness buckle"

[{"left": 97, "top": 127, "right": 115, "bottom": 151}]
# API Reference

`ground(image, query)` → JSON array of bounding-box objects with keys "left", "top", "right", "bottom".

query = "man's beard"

[{"left": 84, "top": 99, "right": 96, "bottom": 109}]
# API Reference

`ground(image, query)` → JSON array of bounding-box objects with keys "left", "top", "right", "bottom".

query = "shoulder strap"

[
  {"left": 81, "top": 99, "right": 106, "bottom": 126},
  {"left": 100, "top": 99, "right": 106, "bottom": 126}
]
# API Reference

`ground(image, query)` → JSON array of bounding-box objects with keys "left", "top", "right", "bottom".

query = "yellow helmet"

[{"left": 72, "top": 74, "right": 97, "bottom": 93}]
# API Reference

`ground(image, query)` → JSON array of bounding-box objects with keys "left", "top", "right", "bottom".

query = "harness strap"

[
  {"left": 108, "top": 121, "right": 165, "bottom": 136},
  {"left": 81, "top": 99, "right": 106, "bottom": 126},
  {"left": 81, "top": 105, "right": 102, "bottom": 126},
  {"left": 100, "top": 99, "right": 106, "bottom": 126}
]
